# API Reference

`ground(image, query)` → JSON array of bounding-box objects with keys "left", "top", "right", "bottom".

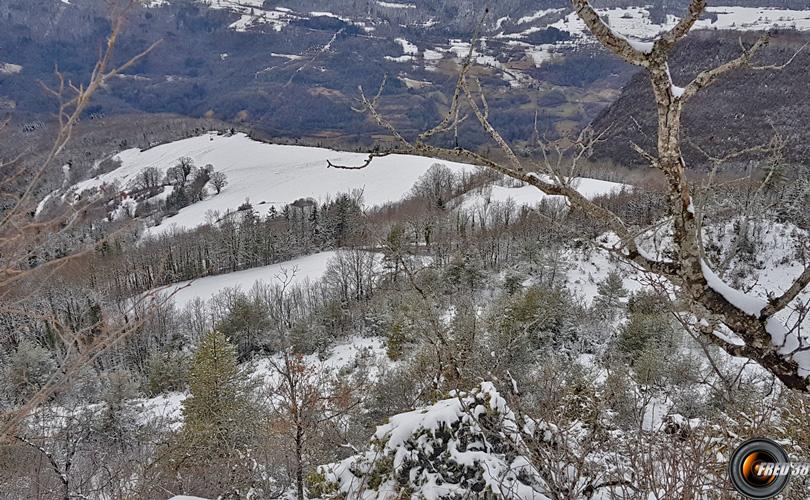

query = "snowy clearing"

[
  {"left": 153, "top": 251, "right": 340, "bottom": 308},
  {"left": 459, "top": 176, "right": 629, "bottom": 212},
  {"left": 66, "top": 132, "right": 481, "bottom": 237}
]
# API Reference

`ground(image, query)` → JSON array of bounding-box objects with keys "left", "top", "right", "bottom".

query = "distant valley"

[{"left": 2, "top": 0, "right": 810, "bottom": 176}]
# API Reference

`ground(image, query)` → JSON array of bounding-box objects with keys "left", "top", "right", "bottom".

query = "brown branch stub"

[{"left": 326, "top": 152, "right": 392, "bottom": 170}]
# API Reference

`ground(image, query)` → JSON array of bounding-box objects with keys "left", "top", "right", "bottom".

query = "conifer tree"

[
  {"left": 169, "top": 331, "right": 261, "bottom": 499},
  {"left": 180, "top": 331, "right": 254, "bottom": 452},
  {"left": 593, "top": 270, "right": 629, "bottom": 321}
]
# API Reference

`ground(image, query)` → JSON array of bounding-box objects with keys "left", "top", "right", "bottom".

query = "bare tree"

[
  {"left": 0, "top": 1, "right": 162, "bottom": 439},
  {"left": 259, "top": 269, "right": 367, "bottom": 499},
  {"left": 330, "top": 1, "right": 810, "bottom": 391},
  {"left": 209, "top": 170, "right": 228, "bottom": 194},
  {"left": 135, "top": 166, "right": 163, "bottom": 192}
]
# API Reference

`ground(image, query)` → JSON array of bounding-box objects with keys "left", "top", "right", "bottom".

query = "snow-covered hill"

[
  {"left": 58, "top": 132, "right": 630, "bottom": 237},
  {"left": 64, "top": 132, "right": 480, "bottom": 237}
]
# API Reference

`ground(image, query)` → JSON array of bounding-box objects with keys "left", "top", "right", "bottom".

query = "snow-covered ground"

[
  {"left": 67, "top": 132, "right": 480, "bottom": 237},
  {"left": 252, "top": 336, "right": 387, "bottom": 385},
  {"left": 135, "top": 336, "right": 387, "bottom": 432},
  {"left": 547, "top": 5, "right": 810, "bottom": 41},
  {"left": 460, "top": 176, "right": 628, "bottom": 212},
  {"left": 499, "top": 5, "right": 810, "bottom": 69},
  {"left": 152, "top": 251, "right": 340, "bottom": 308},
  {"left": 64, "top": 132, "right": 630, "bottom": 238},
  {"left": 564, "top": 247, "right": 647, "bottom": 306}
]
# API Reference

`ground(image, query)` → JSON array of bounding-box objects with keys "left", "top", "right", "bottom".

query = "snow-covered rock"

[{"left": 312, "top": 382, "right": 550, "bottom": 499}]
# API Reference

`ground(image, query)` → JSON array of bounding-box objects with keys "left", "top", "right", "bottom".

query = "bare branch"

[
  {"left": 570, "top": 0, "right": 650, "bottom": 67},
  {"left": 679, "top": 36, "right": 769, "bottom": 102},
  {"left": 326, "top": 151, "right": 392, "bottom": 170},
  {"left": 762, "top": 267, "right": 810, "bottom": 318},
  {"left": 656, "top": 0, "right": 706, "bottom": 51}
]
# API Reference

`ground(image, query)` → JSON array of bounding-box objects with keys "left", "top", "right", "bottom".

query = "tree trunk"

[{"left": 295, "top": 423, "right": 305, "bottom": 499}]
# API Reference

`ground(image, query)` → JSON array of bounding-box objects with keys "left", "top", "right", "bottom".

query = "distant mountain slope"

[
  {"left": 588, "top": 30, "right": 810, "bottom": 170},
  {"left": 4, "top": 0, "right": 810, "bottom": 157}
]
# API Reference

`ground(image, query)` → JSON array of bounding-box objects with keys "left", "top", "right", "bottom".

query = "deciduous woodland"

[{"left": 1, "top": 0, "right": 810, "bottom": 499}]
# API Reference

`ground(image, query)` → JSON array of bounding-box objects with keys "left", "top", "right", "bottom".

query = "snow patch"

[
  {"left": 516, "top": 8, "right": 564, "bottom": 25},
  {"left": 153, "top": 251, "right": 341, "bottom": 308},
  {"left": 0, "top": 63, "right": 22, "bottom": 75},
  {"left": 394, "top": 37, "right": 419, "bottom": 55},
  {"left": 376, "top": 1, "right": 415, "bottom": 9}
]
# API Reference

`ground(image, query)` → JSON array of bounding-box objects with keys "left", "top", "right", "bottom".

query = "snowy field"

[
  {"left": 460, "top": 176, "right": 628, "bottom": 212},
  {"left": 66, "top": 132, "right": 483, "bottom": 237},
  {"left": 151, "top": 251, "right": 340, "bottom": 308},
  {"left": 63, "top": 132, "right": 630, "bottom": 238},
  {"left": 514, "top": 5, "right": 810, "bottom": 41}
]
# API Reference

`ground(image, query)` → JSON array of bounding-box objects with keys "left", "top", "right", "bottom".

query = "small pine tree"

[
  {"left": 97, "top": 371, "right": 139, "bottom": 446},
  {"left": 3, "top": 340, "right": 56, "bottom": 404},
  {"left": 146, "top": 350, "right": 189, "bottom": 395},
  {"left": 180, "top": 331, "right": 255, "bottom": 452},
  {"left": 617, "top": 289, "right": 679, "bottom": 372},
  {"left": 387, "top": 321, "right": 407, "bottom": 361},
  {"left": 593, "top": 270, "right": 628, "bottom": 320},
  {"left": 216, "top": 295, "right": 272, "bottom": 361}
]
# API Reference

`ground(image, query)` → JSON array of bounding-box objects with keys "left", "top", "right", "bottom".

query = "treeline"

[{"left": 96, "top": 190, "right": 366, "bottom": 300}]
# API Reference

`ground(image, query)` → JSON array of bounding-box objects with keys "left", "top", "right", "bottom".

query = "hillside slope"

[
  {"left": 589, "top": 31, "right": 810, "bottom": 169},
  {"left": 4, "top": 1, "right": 810, "bottom": 159},
  {"left": 52, "top": 132, "right": 630, "bottom": 238}
]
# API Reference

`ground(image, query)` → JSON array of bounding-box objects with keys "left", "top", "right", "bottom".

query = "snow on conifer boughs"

[{"left": 310, "top": 382, "right": 550, "bottom": 499}]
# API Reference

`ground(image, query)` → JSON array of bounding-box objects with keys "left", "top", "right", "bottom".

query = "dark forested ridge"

[
  {"left": 3, "top": 0, "right": 809, "bottom": 166},
  {"left": 0, "top": 0, "right": 627, "bottom": 152},
  {"left": 589, "top": 30, "right": 810, "bottom": 170}
]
